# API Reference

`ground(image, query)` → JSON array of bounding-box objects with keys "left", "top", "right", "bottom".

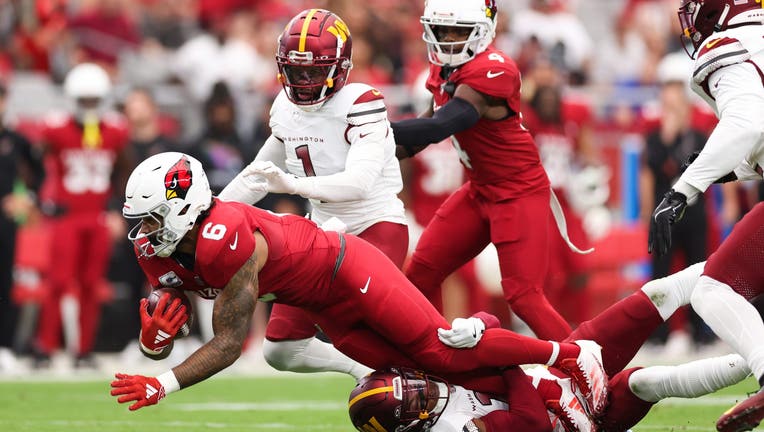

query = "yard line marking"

[{"left": 173, "top": 401, "right": 347, "bottom": 411}]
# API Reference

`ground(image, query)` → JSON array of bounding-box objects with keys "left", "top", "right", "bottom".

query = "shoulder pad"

[
  {"left": 347, "top": 88, "right": 387, "bottom": 126},
  {"left": 693, "top": 36, "right": 750, "bottom": 84}
]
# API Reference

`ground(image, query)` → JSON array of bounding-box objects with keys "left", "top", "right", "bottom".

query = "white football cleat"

[{"left": 557, "top": 340, "right": 608, "bottom": 418}]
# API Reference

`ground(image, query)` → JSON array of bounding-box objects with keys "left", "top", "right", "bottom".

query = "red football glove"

[
  {"left": 139, "top": 295, "right": 187, "bottom": 353},
  {"left": 110, "top": 373, "right": 165, "bottom": 411}
]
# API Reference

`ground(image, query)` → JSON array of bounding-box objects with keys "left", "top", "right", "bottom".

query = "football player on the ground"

[
  {"left": 109, "top": 152, "right": 607, "bottom": 432},
  {"left": 216, "top": 8, "right": 406, "bottom": 382},
  {"left": 349, "top": 263, "right": 752, "bottom": 432},
  {"left": 645, "top": 2, "right": 764, "bottom": 430},
  {"left": 390, "top": 0, "right": 585, "bottom": 342}
]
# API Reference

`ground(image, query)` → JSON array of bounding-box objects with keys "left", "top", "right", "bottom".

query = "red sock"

[
  {"left": 566, "top": 291, "right": 663, "bottom": 376},
  {"left": 462, "top": 329, "right": 580, "bottom": 367}
]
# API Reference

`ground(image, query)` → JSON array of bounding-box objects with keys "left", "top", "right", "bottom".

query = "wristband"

[{"left": 157, "top": 370, "right": 181, "bottom": 394}]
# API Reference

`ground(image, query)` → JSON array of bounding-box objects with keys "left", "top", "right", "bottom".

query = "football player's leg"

[
  {"left": 480, "top": 367, "right": 553, "bottom": 432},
  {"left": 405, "top": 183, "right": 490, "bottom": 311},
  {"left": 693, "top": 203, "right": 764, "bottom": 386},
  {"left": 35, "top": 218, "right": 78, "bottom": 355},
  {"left": 605, "top": 355, "right": 750, "bottom": 431},
  {"left": 327, "top": 236, "right": 582, "bottom": 379},
  {"left": 567, "top": 263, "right": 702, "bottom": 376},
  {"left": 263, "top": 304, "right": 372, "bottom": 380},
  {"left": 629, "top": 354, "right": 749, "bottom": 402},
  {"left": 356, "top": 221, "right": 409, "bottom": 269},
  {"left": 78, "top": 217, "right": 113, "bottom": 356},
  {"left": 490, "top": 190, "right": 570, "bottom": 341},
  {"left": 598, "top": 368, "right": 656, "bottom": 431}
]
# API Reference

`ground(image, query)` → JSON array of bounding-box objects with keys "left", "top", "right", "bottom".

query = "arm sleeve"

[
  {"left": 391, "top": 97, "right": 480, "bottom": 158},
  {"left": 674, "top": 63, "right": 764, "bottom": 201},
  {"left": 218, "top": 135, "right": 286, "bottom": 204},
  {"left": 292, "top": 120, "right": 389, "bottom": 202}
]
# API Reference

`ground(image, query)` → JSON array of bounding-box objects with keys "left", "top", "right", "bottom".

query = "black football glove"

[{"left": 648, "top": 190, "right": 688, "bottom": 257}]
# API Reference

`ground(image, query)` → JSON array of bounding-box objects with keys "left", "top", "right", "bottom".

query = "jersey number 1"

[{"left": 295, "top": 145, "right": 317, "bottom": 177}]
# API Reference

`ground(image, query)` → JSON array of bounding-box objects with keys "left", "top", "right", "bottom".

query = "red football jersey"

[
  {"left": 425, "top": 46, "right": 549, "bottom": 200},
  {"left": 39, "top": 113, "right": 128, "bottom": 213},
  {"left": 522, "top": 97, "right": 593, "bottom": 189},
  {"left": 137, "top": 199, "right": 342, "bottom": 307},
  {"left": 409, "top": 139, "right": 466, "bottom": 226}
]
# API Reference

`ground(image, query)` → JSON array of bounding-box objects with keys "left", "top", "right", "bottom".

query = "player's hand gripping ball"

[{"left": 145, "top": 288, "right": 193, "bottom": 342}]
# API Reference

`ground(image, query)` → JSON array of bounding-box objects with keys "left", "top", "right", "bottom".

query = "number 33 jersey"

[
  {"left": 268, "top": 83, "right": 406, "bottom": 234},
  {"left": 39, "top": 112, "right": 128, "bottom": 213}
]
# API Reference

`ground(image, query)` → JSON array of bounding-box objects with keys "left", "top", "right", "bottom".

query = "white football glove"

[
  {"left": 437, "top": 317, "right": 485, "bottom": 349},
  {"left": 245, "top": 161, "right": 299, "bottom": 195}
]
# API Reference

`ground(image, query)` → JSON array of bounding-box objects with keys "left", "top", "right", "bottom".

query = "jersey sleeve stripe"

[
  {"left": 693, "top": 48, "right": 750, "bottom": 83},
  {"left": 348, "top": 106, "right": 386, "bottom": 117}
]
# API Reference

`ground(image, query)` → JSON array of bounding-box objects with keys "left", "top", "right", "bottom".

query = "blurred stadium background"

[{"left": 0, "top": 0, "right": 760, "bottom": 423}]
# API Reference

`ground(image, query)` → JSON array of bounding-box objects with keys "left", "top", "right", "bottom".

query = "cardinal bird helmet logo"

[{"left": 164, "top": 156, "right": 193, "bottom": 200}]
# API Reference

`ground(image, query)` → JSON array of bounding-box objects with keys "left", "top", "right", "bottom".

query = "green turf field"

[{"left": 0, "top": 374, "right": 762, "bottom": 432}]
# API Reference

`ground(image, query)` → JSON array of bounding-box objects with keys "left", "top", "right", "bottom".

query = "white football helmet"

[
  {"left": 123, "top": 152, "right": 212, "bottom": 258},
  {"left": 63, "top": 63, "right": 111, "bottom": 120},
  {"left": 420, "top": 0, "right": 498, "bottom": 67}
]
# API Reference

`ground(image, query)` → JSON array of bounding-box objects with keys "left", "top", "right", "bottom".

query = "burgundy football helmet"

[
  {"left": 348, "top": 368, "right": 450, "bottom": 432},
  {"left": 678, "top": 0, "right": 764, "bottom": 58},
  {"left": 276, "top": 8, "right": 353, "bottom": 110}
]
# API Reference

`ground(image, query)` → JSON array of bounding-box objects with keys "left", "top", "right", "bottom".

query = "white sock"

[
  {"left": 691, "top": 276, "right": 764, "bottom": 382},
  {"left": 629, "top": 354, "right": 750, "bottom": 402},
  {"left": 262, "top": 337, "right": 373, "bottom": 381},
  {"left": 640, "top": 262, "right": 704, "bottom": 321}
]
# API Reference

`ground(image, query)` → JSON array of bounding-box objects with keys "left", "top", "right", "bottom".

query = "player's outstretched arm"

[
  {"left": 110, "top": 247, "right": 262, "bottom": 411},
  {"left": 392, "top": 95, "right": 480, "bottom": 159}
]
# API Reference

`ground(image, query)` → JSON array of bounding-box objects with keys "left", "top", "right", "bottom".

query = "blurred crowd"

[{"left": 0, "top": 0, "right": 758, "bottom": 372}]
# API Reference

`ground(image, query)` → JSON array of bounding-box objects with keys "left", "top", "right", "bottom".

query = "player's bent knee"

[
  {"left": 690, "top": 276, "right": 732, "bottom": 312},
  {"left": 262, "top": 338, "right": 311, "bottom": 371}
]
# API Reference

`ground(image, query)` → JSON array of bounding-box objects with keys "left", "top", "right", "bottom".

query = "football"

[{"left": 146, "top": 287, "right": 194, "bottom": 338}]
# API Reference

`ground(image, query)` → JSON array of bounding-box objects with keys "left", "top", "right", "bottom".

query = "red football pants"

[
  {"left": 406, "top": 182, "right": 571, "bottom": 341},
  {"left": 35, "top": 212, "right": 113, "bottom": 355},
  {"left": 305, "top": 234, "right": 573, "bottom": 395}
]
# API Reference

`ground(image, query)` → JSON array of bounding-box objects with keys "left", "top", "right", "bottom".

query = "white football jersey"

[
  {"left": 269, "top": 83, "right": 405, "bottom": 234},
  {"left": 675, "top": 24, "right": 764, "bottom": 199},
  {"left": 433, "top": 385, "right": 508, "bottom": 432},
  {"left": 432, "top": 367, "right": 589, "bottom": 432}
]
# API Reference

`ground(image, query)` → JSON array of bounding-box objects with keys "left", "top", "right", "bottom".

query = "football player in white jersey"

[
  {"left": 648, "top": 2, "right": 764, "bottom": 430},
  {"left": 349, "top": 263, "right": 752, "bottom": 432},
  {"left": 218, "top": 9, "right": 406, "bottom": 381}
]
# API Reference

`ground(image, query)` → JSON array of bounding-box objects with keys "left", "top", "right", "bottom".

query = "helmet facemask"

[
  {"left": 126, "top": 203, "right": 182, "bottom": 258},
  {"left": 276, "top": 50, "right": 350, "bottom": 110},
  {"left": 678, "top": 0, "right": 706, "bottom": 58},
  {"left": 396, "top": 369, "right": 450, "bottom": 431}
]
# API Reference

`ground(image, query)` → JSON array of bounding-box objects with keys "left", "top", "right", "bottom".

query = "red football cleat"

[{"left": 716, "top": 390, "right": 764, "bottom": 432}]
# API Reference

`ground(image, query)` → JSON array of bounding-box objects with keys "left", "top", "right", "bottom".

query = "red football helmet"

[
  {"left": 348, "top": 368, "right": 450, "bottom": 432},
  {"left": 276, "top": 9, "right": 353, "bottom": 110},
  {"left": 678, "top": 0, "right": 764, "bottom": 58}
]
